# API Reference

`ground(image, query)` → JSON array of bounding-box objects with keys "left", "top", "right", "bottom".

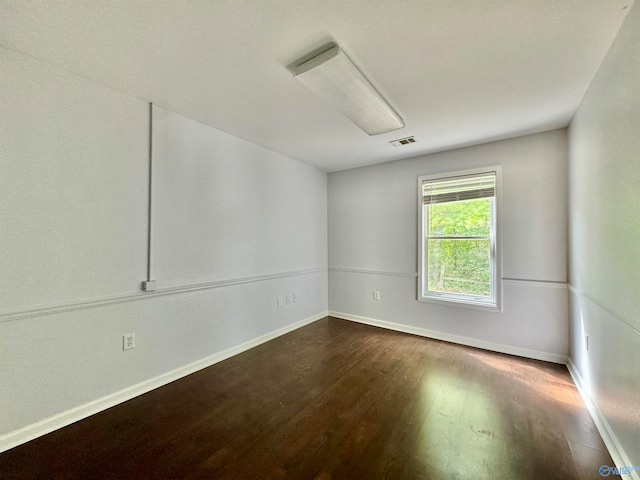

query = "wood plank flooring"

[{"left": 0, "top": 317, "right": 613, "bottom": 479}]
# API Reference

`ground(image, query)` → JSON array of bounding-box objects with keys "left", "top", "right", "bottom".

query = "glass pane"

[
  {"left": 428, "top": 198, "right": 491, "bottom": 237},
  {"left": 427, "top": 239, "right": 491, "bottom": 296}
]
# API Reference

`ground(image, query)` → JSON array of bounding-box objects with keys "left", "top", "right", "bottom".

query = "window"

[{"left": 418, "top": 167, "right": 501, "bottom": 309}]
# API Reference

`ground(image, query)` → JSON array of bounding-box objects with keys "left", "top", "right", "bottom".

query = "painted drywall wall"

[
  {"left": 151, "top": 106, "right": 327, "bottom": 287},
  {"left": 0, "top": 47, "right": 149, "bottom": 314},
  {"left": 568, "top": 1, "right": 640, "bottom": 468},
  {"left": 328, "top": 130, "right": 568, "bottom": 361},
  {"left": 0, "top": 45, "right": 327, "bottom": 448}
]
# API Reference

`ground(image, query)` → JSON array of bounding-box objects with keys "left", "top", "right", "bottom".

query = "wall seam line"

[
  {"left": 0, "top": 267, "right": 327, "bottom": 323},
  {"left": 568, "top": 285, "right": 640, "bottom": 336},
  {"left": 328, "top": 267, "right": 418, "bottom": 277},
  {"left": 329, "top": 267, "right": 568, "bottom": 287},
  {"left": 146, "top": 102, "right": 153, "bottom": 282}
]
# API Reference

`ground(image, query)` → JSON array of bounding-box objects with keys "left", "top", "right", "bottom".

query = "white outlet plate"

[
  {"left": 277, "top": 298, "right": 284, "bottom": 308},
  {"left": 286, "top": 295, "right": 291, "bottom": 304},
  {"left": 293, "top": 294, "right": 298, "bottom": 303},
  {"left": 123, "top": 333, "right": 135, "bottom": 351},
  {"left": 373, "top": 291, "right": 380, "bottom": 301}
]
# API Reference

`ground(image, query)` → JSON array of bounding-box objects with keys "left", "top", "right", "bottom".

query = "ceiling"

[{"left": 0, "top": 0, "right": 633, "bottom": 172}]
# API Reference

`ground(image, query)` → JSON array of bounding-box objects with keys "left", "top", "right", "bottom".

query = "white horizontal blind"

[{"left": 423, "top": 173, "right": 495, "bottom": 205}]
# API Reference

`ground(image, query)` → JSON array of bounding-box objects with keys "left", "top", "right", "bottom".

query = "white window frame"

[{"left": 417, "top": 166, "right": 502, "bottom": 311}]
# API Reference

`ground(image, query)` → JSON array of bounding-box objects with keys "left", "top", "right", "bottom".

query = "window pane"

[
  {"left": 428, "top": 198, "right": 491, "bottom": 237},
  {"left": 427, "top": 239, "right": 491, "bottom": 296}
]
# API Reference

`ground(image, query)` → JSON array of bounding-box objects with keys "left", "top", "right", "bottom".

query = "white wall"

[
  {"left": 0, "top": 47, "right": 149, "bottom": 313},
  {"left": 568, "top": 1, "right": 640, "bottom": 469},
  {"left": 0, "top": 46, "right": 327, "bottom": 450},
  {"left": 151, "top": 106, "right": 327, "bottom": 287},
  {"left": 328, "top": 130, "right": 568, "bottom": 361}
]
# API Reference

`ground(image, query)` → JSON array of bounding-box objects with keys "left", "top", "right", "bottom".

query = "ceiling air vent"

[{"left": 389, "top": 136, "right": 417, "bottom": 147}]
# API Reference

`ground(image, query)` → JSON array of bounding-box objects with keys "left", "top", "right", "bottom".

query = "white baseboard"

[
  {"left": 0, "top": 311, "right": 327, "bottom": 454},
  {"left": 329, "top": 310, "right": 568, "bottom": 364},
  {"left": 567, "top": 359, "right": 639, "bottom": 480}
]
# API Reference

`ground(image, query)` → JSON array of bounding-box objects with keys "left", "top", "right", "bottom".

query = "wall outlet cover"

[{"left": 123, "top": 333, "right": 136, "bottom": 351}]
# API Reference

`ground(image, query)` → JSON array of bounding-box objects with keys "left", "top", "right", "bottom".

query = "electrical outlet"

[
  {"left": 293, "top": 293, "right": 298, "bottom": 303},
  {"left": 373, "top": 290, "right": 380, "bottom": 301},
  {"left": 277, "top": 297, "right": 284, "bottom": 308},
  {"left": 286, "top": 295, "right": 291, "bottom": 305},
  {"left": 584, "top": 334, "right": 589, "bottom": 351},
  {"left": 123, "top": 333, "right": 135, "bottom": 351}
]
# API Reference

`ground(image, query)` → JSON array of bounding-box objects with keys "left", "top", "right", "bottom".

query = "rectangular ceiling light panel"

[{"left": 293, "top": 46, "right": 404, "bottom": 136}]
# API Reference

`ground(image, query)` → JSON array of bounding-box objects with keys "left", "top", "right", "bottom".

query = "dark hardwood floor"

[{"left": 1, "top": 317, "right": 613, "bottom": 479}]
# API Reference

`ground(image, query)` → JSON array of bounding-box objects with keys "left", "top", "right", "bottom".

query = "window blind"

[{"left": 422, "top": 172, "right": 496, "bottom": 205}]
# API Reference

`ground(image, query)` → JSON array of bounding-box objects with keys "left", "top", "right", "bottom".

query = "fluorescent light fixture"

[{"left": 293, "top": 45, "right": 404, "bottom": 136}]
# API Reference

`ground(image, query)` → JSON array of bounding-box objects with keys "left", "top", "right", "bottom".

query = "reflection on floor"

[{"left": 0, "top": 316, "right": 613, "bottom": 479}]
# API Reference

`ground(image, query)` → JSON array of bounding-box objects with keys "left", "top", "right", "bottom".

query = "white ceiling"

[{"left": 0, "top": 0, "right": 633, "bottom": 172}]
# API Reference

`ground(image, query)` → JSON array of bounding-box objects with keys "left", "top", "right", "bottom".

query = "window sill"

[{"left": 418, "top": 294, "right": 502, "bottom": 312}]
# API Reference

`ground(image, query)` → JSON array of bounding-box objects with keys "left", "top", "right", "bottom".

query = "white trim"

[
  {"left": 0, "top": 267, "right": 327, "bottom": 323},
  {"left": 568, "top": 285, "right": 640, "bottom": 335},
  {"left": 329, "top": 310, "right": 567, "bottom": 364},
  {"left": 418, "top": 293, "right": 502, "bottom": 312},
  {"left": 0, "top": 311, "right": 328, "bottom": 454},
  {"left": 328, "top": 267, "right": 418, "bottom": 278},
  {"left": 328, "top": 269, "right": 565, "bottom": 290},
  {"left": 417, "top": 165, "right": 503, "bottom": 311},
  {"left": 566, "top": 359, "right": 640, "bottom": 480},
  {"left": 502, "top": 278, "right": 568, "bottom": 289}
]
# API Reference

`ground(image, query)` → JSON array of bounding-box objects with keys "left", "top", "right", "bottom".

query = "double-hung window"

[{"left": 418, "top": 167, "right": 501, "bottom": 309}]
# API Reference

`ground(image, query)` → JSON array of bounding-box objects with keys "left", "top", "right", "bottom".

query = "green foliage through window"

[{"left": 426, "top": 198, "right": 492, "bottom": 297}]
